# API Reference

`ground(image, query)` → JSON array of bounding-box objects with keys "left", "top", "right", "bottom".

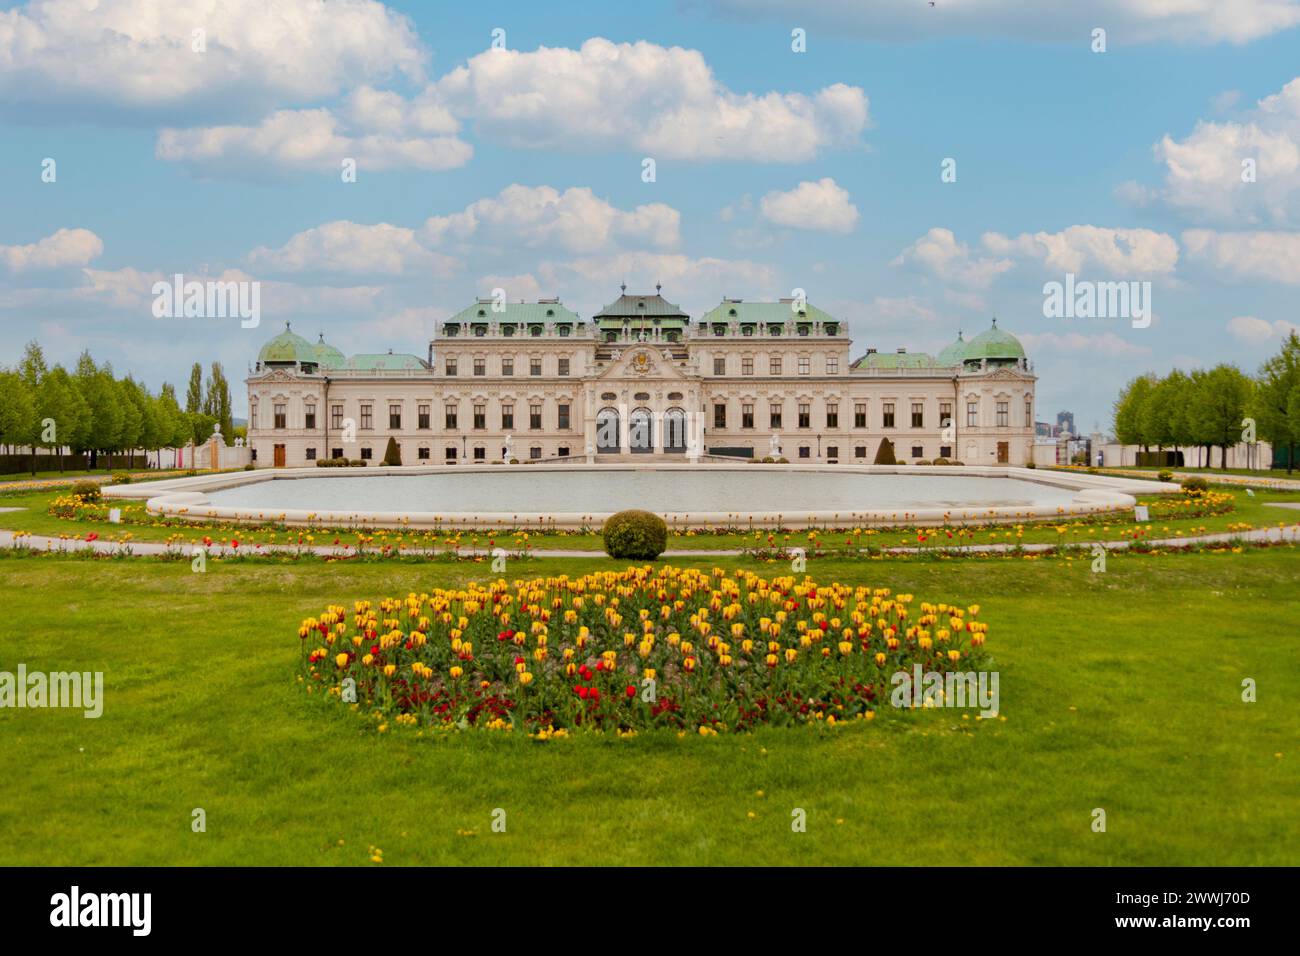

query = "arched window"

[
  {"left": 629, "top": 407, "right": 654, "bottom": 453},
  {"left": 596, "top": 407, "right": 620, "bottom": 453}
]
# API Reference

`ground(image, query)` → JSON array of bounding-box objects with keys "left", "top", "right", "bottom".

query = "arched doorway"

[
  {"left": 663, "top": 407, "right": 687, "bottom": 453},
  {"left": 629, "top": 407, "right": 653, "bottom": 453},
  {"left": 596, "top": 407, "right": 620, "bottom": 453}
]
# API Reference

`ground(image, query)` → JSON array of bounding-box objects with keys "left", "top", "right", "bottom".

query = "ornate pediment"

[{"left": 596, "top": 346, "right": 694, "bottom": 382}]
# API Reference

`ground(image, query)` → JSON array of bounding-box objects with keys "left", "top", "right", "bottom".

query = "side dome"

[
  {"left": 962, "top": 319, "right": 1025, "bottom": 364},
  {"left": 257, "top": 322, "right": 316, "bottom": 364},
  {"left": 936, "top": 331, "right": 967, "bottom": 366},
  {"left": 312, "top": 333, "right": 346, "bottom": 369}
]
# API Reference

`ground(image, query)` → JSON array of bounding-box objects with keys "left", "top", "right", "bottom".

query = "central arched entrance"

[
  {"left": 663, "top": 407, "right": 687, "bottom": 453},
  {"left": 629, "top": 407, "right": 653, "bottom": 453},
  {"left": 596, "top": 407, "right": 621, "bottom": 453}
]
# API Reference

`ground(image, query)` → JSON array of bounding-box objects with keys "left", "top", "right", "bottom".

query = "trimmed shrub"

[
  {"left": 1181, "top": 476, "right": 1209, "bottom": 496},
  {"left": 950, "top": 460, "right": 965, "bottom": 466},
  {"left": 762, "top": 456, "right": 775, "bottom": 463},
  {"left": 244, "top": 463, "right": 255, "bottom": 471},
  {"left": 382, "top": 436, "right": 402, "bottom": 466},
  {"left": 931, "top": 457, "right": 951, "bottom": 466},
  {"left": 602, "top": 509, "right": 668, "bottom": 560},
  {"left": 1157, "top": 469, "right": 1173, "bottom": 482},
  {"left": 775, "top": 456, "right": 789, "bottom": 464},
  {"left": 1024, "top": 461, "right": 1036, "bottom": 469},
  {"left": 70, "top": 480, "right": 101, "bottom": 502},
  {"left": 109, "top": 472, "right": 132, "bottom": 485},
  {"left": 872, "top": 438, "right": 897, "bottom": 465}
]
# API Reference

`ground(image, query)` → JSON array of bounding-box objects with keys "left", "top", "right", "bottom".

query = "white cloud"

[
  {"left": 0, "top": 0, "right": 424, "bottom": 118},
  {"left": 759, "top": 178, "right": 859, "bottom": 233},
  {"left": 1183, "top": 228, "right": 1300, "bottom": 283},
  {"left": 982, "top": 225, "right": 1179, "bottom": 276},
  {"left": 0, "top": 228, "right": 103, "bottom": 272},
  {"left": 1135, "top": 77, "right": 1300, "bottom": 225},
  {"left": 891, "top": 228, "right": 1014, "bottom": 289},
  {"left": 157, "top": 107, "right": 472, "bottom": 176},
  {"left": 248, "top": 221, "right": 459, "bottom": 277},
  {"left": 1019, "top": 331, "right": 1152, "bottom": 357},
  {"left": 698, "top": 0, "right": 1300, "bottom": 44},
  {"left": 432, "top": 38, "right": 868, "bottom": 162},
  {"left": 1226, "top": 314, "right": 1300, "bottom": 341},
  {"left": 421, "top": 185, "right": 680, "bottom": 255}
]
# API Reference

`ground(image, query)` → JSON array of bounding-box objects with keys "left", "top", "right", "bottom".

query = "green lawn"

[
  {"left": 2, "top": 484, "right": 1297, "bottom": 554},
  {"left": 0, "top": 547, "right": 1295, "bottom": 865}
]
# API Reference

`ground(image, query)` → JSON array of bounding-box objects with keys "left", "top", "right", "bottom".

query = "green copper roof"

[
  {"left": 935, "top": 332, "right": 967, "bottom": 366},
  {"left": 962, "top": 319, "right": 1025, "bottom": 362},
  {"left": 447, "top": 300, "right": 581, "bottom": 325},
  {"left": 312, "top": 334, "right": 346, "bottom": 369},
  {"left": 594, "top": 291, "right": 688, "bottom": 328},
  {"left": 699, "top": 299, "right": 840, "bottom": 328},
  {"left": 851, "top": 350, "right": 937, "bottom": 370},
  {"left": 344, "top": 352, "right": 429, "bottom": 371},
  {"left": 258, "top": 323, "right": 317, "bottom": 364}
]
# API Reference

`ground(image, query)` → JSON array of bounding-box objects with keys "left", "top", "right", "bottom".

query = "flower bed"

[{"left": 297, "top": 566, "right": 992, "bottom": 734}]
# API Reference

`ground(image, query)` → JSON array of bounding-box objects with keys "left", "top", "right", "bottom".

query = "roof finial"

[
  {"left": 656, "top": 281, "right": 661, "bottom": 294},
  {"left": 620, "top": 281, "right": 627, "bottom": 294},
  {"left": 991, "top": 316, "right": 998, "bottom": 328},
  {"left": 285, "top": 321, "right": 291, "bottom": 331}
]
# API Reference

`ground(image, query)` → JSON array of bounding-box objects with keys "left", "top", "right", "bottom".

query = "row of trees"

[
  {"left": 1112, "top": 332, "right": 1300, "bottom": 471},
  {"left": 0, "top": 341, "right": 237, "bottom": 473}
]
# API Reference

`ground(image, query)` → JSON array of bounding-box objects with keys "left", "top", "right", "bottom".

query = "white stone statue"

[{"left": 769, "top": 433, "right": 782, "bottom": 457}]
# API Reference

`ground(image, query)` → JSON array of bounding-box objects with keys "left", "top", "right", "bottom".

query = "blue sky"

[{"left": 3, "top": 0, "right": 1300, "bottom": 429}]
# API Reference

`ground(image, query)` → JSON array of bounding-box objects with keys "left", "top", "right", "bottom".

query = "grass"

[
  {"left": 0, "top": 547, "right": 1296, "bottom": 865},
  {"left": 2, "top": 485, "right": 1297, "bottom": 554}
]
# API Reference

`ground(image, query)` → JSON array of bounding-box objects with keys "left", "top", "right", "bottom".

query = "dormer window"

[
  {"left": 477, "top": 309, "right": 486, "bottom": 317},
  {"left": 558, "top": 325, "right": 571, "bottom": 337}
]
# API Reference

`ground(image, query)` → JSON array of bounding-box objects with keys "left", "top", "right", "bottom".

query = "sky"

[{"left": 2, "top": 0, "right": 1299, "bottom": 429}]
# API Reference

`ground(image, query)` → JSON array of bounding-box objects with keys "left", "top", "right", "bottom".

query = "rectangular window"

[
  {"left": 530, "top": 404, "right": 542, "bottom": 429},
  {"left": 444, "top": 359, "right": 457, "bottom": 376},
  {"left": 826, "top": 403, "right": 839, "bottom": 428},
  {"left": 305, "top": 447, "right": 316, "bottom": 461},
  {"left": 855, "top": 446, "right": 867, "bottom": 459},
  {"left": 558, "top": 358, "right": 570, "bottom": 377},
  {"left": 250, "top": 403, "right": 258, "bottom": 430},
  {"left": 742, "top": 403, "right": 754, "bottom": 429},
  {"left": 770, "top": 357, "right": 782, "bottom": 375},
  {"left": 798, "top": 356, "right": 810, "bottom": 375},
  {"left": 558, "top": 446, "right": 569, "bottom": 457},
  {"left": 273, "top": 404, "right": 286, "bottom": 429},
  {"left": 304, "top": 405, "right": 316, "bottom": 430},
  {"left": 444, "top": 405, "right": 457, "bottom": 430},
  {"left": 826, "top": 446, "right": 838, "bottom": 459},
  {"left": 940, "top": 445, "right": 953, "bottom": 458},
  {"left": 530, "top": 358, "right": 542, "bottom": 376},
  {"left": 882, "top": 403, "right": 895, "bottom": 429},
  {"left": 502, "top": 404, "right": 514, "bottom": 430},
  {"left": 445, "top": 447, "right": 457, "bottom": 461},
  {"left": 798, "top": 403, "right": 810, "bottom": 428},
  {"left": 418, "top": 404, "right": 430, "bottom": 429},
  {"left": 713, "top": 403, "right": 727, "bottom": 429},
  {"left": 997, "top": 401, "right": 1009, "bottom": 427},
  {"left": 911, "top": 403, "right": 924, "bottom": 428},
  {"left": 769, "top": 403, "right": 782, "bottom": 429},
  {"left": 530, "top": 446, "right": 542, "bottom": 460},
  {"left": 331, "top": 447, "right": 343, "bottom": 460},
  {"left": 360, "top": 447, "right": 372, "bottom": 461},
  {"left": 967, "top": 401, "right": 978, "bottom": 427},
  {"left": 854, "top": 403, "right": 866, "bottom": 428},
  {"left": 714, "top": 356, "right": 726, "bottom": 375},
  {"left": 742, "top": 357, "right": 753, "bottom": 375},
  {"left": 360, "top": 404, "right": 372, "bottom": 430},
  {"left": 418, "top": 447, "right": 430, "bottom": 460},
  {"left": 473, "top": 358, "right": 485, "bottom": 376},
  {"left": 502, "top": 358, "right": 514, "bottom": 376},
  {"left": 827, "top": 356, "right": 839, "bottom": 375},
  {"left": 558, "top": 404, "right": 570, "bottom": 430},
  {"left": 474, "top": 447, "right": 486, "bottom": 461},
  {"left": 798, "top": 446, "right": 810, "bottom": 459},
  {"left": 473, "top": 404, "right": 486, "bottom": 430},
  {"left": 911, "top": 445, "right": 924, "bottom": 459},
  {"left": 331, "top": 405, "right": 343, "bottom": 430},
  {"left": 389, "top": 404, "right": 402, "bottom": 429},
  {"left": 940, "top": 402, "right": 952, "bottom": 430},
  {"left": 1025, "top": 395, "right": 1033, "bottom": 426}
]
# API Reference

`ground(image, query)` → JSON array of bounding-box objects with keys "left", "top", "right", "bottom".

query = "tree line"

[
  {"left": 1112, "top": 332, "right": 1300, "bottom": 472},
  {"left": 0, "top": 341, "right": 237, "bottom": 473}
]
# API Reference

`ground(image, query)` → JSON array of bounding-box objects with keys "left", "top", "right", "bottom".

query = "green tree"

[
  {"left": 18, "top": 340, "right": 48, "bottom": 388},
  {"left": 203, "top": 362, "right": 233, "bottom": 441},
  {"left": 1112, "top": 374, "right": 1156, "bottom": 459},
  {"left": 74, "top": 351, "right": 124, "bottom": 469},
  {"left": 35, "top": 366, "right": 88, "bottom": 472},
  {"left": 1189, "top": 364, "right": 1254, "bottom": 469},
  {"left": 1250, "top": 331, "right": 1300, "bottom": 473},
  {"left": 185, "top": 363, "right": 203, "bottom": 414},
  {"left": 0, "top": 369, "right": 38, "bottom": 458}
]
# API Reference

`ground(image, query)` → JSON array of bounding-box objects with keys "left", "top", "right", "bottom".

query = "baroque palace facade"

[{"left": 246, "top": 289, "right": 1037, "bottom": 468}]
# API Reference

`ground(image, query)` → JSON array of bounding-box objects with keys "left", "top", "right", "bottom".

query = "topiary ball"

[
  {"left": 70, "top": 479, "right": 101, "bottom": 502},
  {"left": 602, "top": 509, "right": 668, "bottom": 560}
]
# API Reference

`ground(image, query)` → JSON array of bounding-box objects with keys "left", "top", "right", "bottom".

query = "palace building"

[{"left": 245, "top": 289, "right": 1037, "bottom": 468}]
